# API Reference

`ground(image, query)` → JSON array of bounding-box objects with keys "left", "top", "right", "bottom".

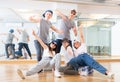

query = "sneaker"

[
  {"left": 17, "top": 69, "right": 25, "bottom": 79},
  {"left": 54, "top": 70, "right": 61, "bottom": 78},
  {"left": 30, "top": 57, "right": 32, "bottom": 59},
  {"left": 107, "top": 72, "right": 114, "bottom": 79},
  {"left": 37, "top": 69, "right": 43, "bottom": 74}
]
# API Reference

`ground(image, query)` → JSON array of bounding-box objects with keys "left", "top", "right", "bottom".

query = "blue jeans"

[
  {"left": 5, "top": 43, "right": 15, "bottom": 58},
  {"left": 34, "top": 40, "right": 43, "bottom": 61},
  {"left": 68, "top": 53, "right": 107, "bottom": 74}
]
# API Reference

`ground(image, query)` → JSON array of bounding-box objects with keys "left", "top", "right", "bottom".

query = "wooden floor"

[
  {"left": 0, "top": 62, "right": 119, "bottom": 82},
  {"left": 0, "top": 57, "right": 120, "bottom": 82}
]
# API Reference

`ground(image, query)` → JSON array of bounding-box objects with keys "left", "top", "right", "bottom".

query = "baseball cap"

[
  {"left": 9, "top": 29, "right": 14, "bottom": 33},
  {"left": 42, "top": 10, "right": 53, "bottom": 17},
  {"left": 73, "top": 37, "right": 80, "bottom": 43},
  {"left": 51, "top": 40, "right": 57, "bottom": 45}
]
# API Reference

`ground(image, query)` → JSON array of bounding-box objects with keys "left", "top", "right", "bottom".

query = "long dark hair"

[
  {"left": 47, "top": 41, "right": 57, "bottom": 54},
  {"left": 62, "top": 38, "right": 70, "bottom": 49}
]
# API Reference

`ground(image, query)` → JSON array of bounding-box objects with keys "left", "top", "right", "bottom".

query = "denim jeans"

[
  {"left": 68, "top": 53, "right": 107, "bottom": 75},
  {"left": 5, "top": 43, "right": 15, "bottom": 58},
  {"left": 34, "top": 40, "right": 44, "bottom": 61}
]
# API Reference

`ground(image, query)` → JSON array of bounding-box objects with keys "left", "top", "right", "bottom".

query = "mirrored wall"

[{"left": 80, "top": 20, "right": 114, "bottom": 56}]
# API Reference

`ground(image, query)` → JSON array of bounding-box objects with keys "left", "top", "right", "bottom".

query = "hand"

[
  {"left": 59, "top": 30, "right": 64, "bottom": 34},
  {"left": 32, "top": 30, "right": 36, "bottom": 36},
  {"left": 78, "top": 24, "right": 83, "bottom": 30}
]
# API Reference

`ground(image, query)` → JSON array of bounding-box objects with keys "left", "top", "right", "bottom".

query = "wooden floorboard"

[{"left": 0, "top": 58, "right": 120, "bottom": 64}]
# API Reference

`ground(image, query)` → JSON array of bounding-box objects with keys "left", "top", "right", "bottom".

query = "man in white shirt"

[{"left": 67, "top": 24, "right": 114, "bottom": 79}]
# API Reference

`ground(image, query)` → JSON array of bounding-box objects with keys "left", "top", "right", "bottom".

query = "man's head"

[
  {"left": 42, "top": 10, "right": 53, "bottom": 19},
  {"left": 69, "top": 9, "right": 77, "bottom": 19},
  {"left": 71, "top": 9, "right": 76, "bottom": 15}
]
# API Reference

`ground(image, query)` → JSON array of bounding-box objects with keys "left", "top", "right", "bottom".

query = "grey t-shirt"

[
  {"left": 36, "top": 18, "right": 52, "bottom": 43},
  {"left": 19, "top": 30, "right": 29, "bottom": 44},
  {"left": 56, "top": 16, "right": 75, "bottom": 40},
  {"left": 6, "top": 33, "right": 14, "bottom": 44}
]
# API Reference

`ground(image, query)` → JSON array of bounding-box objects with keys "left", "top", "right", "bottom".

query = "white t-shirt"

[
  {"left": 42, "top": 48, "right": 55, "bottom": 58},
  {"left": 60, "top": 46, "right": 74, "bottom": 64},
  {"left": 19, "top": 30, "right": 29, "bottom": 44},
  {"left": 74, "top": 43, "right": 87, "bottom": 57}
]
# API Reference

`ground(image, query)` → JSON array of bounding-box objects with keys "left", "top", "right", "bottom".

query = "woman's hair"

[
  {"left": 48, "top": 40, "right": 57, "bottom": 54},
  {"left": 62, "top": 38, "right": 69, "bottom": 43},
  {"left": 62, "top": 38, "right": 70, "bottom": 49}
]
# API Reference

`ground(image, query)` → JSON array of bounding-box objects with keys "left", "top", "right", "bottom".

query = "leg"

[
  {"left": 55, "top": 39, "right": 62, "bottom": 53},
  {"left": 26, "top": 57, "right": 51, "bottom": 76},
  {"left": 59, "top": 65, "right": 78, "bottom": 75},
  {"left": 77, "top": 53, "right": 107, "bottom": 74},
  {"left": 34, "top": 40, "right": 43, "bottom": 61},
  {"left": 18, "top": 43, "right": 24, "bottom": 56},
  {"left": 10, "top": 44, "right": 15, "bottom": 58},
  {"left": 63, "top": 65, "right": 78, "bottom": 75},
  {"left": 23, "top": 43, "right": 32, "bottom": 59},
  {"left": 59, "top": 66, "right": 66, "bottom": 72},
  {"left": 50, "top": 53, "right": 61, "bottom": 71},
  {"left": 5, "top": 44, "right": 9, "bottom": 58},
  {"left": 17, "top": 57, "right": 51, "bottom": 79},
  {"left": 69, "top": 40, "right": 72, "bottom": 47},
  {"left": 50, "top": 53, "right": 61, "bottom": 77}
]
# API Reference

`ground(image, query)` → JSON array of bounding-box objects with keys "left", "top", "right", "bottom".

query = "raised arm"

[
  {"left": 32, "top": 30, "right": 48, "bottom": 49},
  {"left": 79, "top": 24, "right": 85, "bottom": 43},
  {"left": 16, "top": 28, "right": 22, "bottom": 34},
  {"left": 14, "top": 35, "right": 18, "bottom": 41},
  {"left": 0, "top": 33, "right": 7, "bottom": 35},
  {"left": 29, "top": 15, "right": 41, "bottom": 23},
  {"left": 51, "top": 25, "right": 63, "bottom": 34},
  {"left": 55, "top": 9, "right": 67, "bottom": 20}
]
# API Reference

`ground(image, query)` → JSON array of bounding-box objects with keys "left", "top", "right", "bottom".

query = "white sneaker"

[
  {"left": 54, "top": 70, "right": 61, "bottom": 78},
  {"left": 17, "top": 69, "right": 25, "bottom": 79},
  {"left": 107, "top": 72, "right": 114, "bottom": 79}
]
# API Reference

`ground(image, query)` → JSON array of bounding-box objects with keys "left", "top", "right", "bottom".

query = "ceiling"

[{"left": 0, "top": 0, "right": 120, "bottom": 23}]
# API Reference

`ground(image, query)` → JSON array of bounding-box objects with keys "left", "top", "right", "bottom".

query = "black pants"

[
  {"left": 55, "top": 39, "right": 72, "bottom": 53},
  {"left": 59, "top": 65, "right": 78, "bottom": 75},
  {"left": 18, "top": 43, "right": 32, "bottom": 58}
]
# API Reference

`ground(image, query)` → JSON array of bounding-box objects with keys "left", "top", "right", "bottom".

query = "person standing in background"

[
  {"left": 29, "top": 10, "right": 63, "bottom": 61},
  {"left": 0, "top": 29, "right": 18, "bottom": 59},
  {"left": 55, "top": 9, "right": 77, "bottom": 53},
  {"left": 16, "top": 28, "right": 32, "bottom": 59}
]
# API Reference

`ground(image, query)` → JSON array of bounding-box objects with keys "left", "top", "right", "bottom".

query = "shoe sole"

[{"left": 17, "top": 69, "right": 25, "bottom": 79}]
